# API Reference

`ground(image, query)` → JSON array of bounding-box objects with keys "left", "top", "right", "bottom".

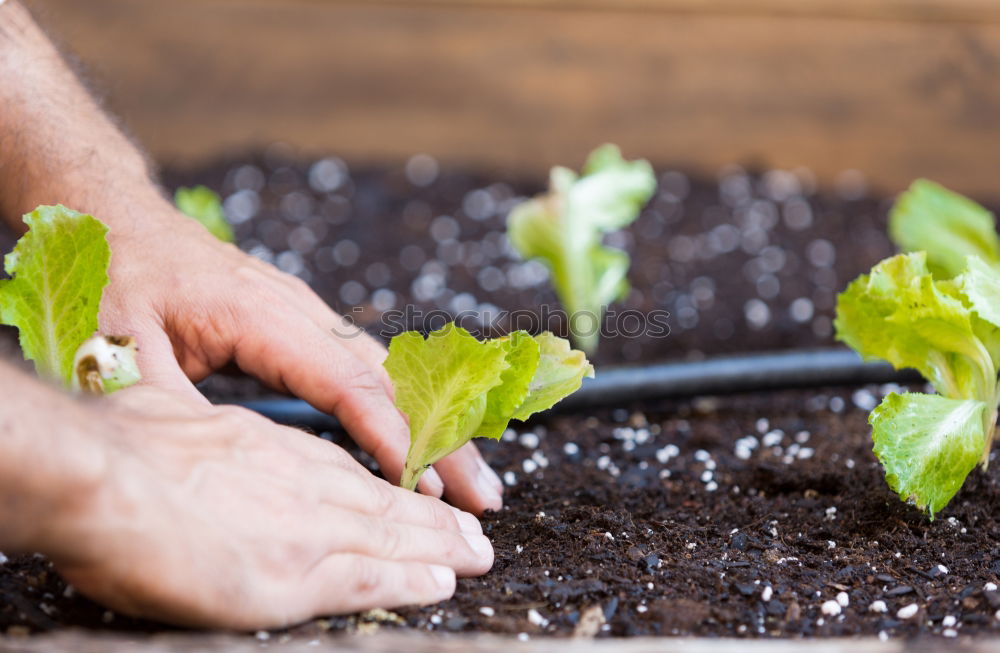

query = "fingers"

[
  {"left": 433, "top": 442, "right": 504, "bottom": 515},
  {"left": 230, "top": 310, "right": 444, "bottom": 498},
  {"left": 302, "top": 555, "right": 455, "bottom": 616},
  {"left": 266, "top": 270, "right": 395, "bottom": 396},
  {"left": 226, "top": 268, "right": 503, "bottom": 512},
  {"left": 323, "top": 509, "right": 493, "bottom": 577},
  {"left": 102, "top": 317, "right": 208, "bottom": 404},
  {"left": 321, "top": 320, "right": 394, "bottom": 394},
  {"left": 298, "top": 453, "right": 484, "bottom": 534}
]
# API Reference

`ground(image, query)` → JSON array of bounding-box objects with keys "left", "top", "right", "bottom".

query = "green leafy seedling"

[
  {"left": 0, "top": 205, "right": 140, "bottom": 393},
  {"left": 384, "top": 323, "right": 593, "bottom": 491},
  {"left": 889, "top": 179, "right": 1000, "bottom": 279},
  {"left": 835, "top": 252, "right": 1000, "bottom": 517},
  {"left": 175, "top": 185, "right": 235, "bottom": 243},
  {"left": 507, "top": 144, "right": 655, "bottom": 355}
]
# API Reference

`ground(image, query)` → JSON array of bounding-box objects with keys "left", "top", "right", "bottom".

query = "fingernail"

[
  {"left": 429, "top": 564, "right": 456, "bottom": 592},
  {"left": 450, "top": 507, "right": 483, "bottom": 534},
  {"left": 475, "top": 472, "right": 503, "bottom": 512},
  {"left": 419, "top": 467, "right": 445, "bottom": 497},
  {"left": 462, "top": 532, "right": 494, "bottom": 562},
  {"left": 477, "top": 457, "right": 504, "bottom": 494}
]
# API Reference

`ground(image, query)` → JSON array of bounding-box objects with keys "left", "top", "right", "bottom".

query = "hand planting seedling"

[
  {"left": 889, "top": 178, "right": 1000, "bottom": 279},
  {"left": 384, "top": 322, "right": 593, "bottom": 490},
  {"left": 507, "top": 144, "right": 655, "bottom": 354},
  {"left": 835, "top": 251, "right": 1000, "bottom": 517},
  {"left": 175, "top": 185, "right": 235, "bottom": 243},
  {"left": 0, "top": 205, "right": 140, "bottom": 394}
]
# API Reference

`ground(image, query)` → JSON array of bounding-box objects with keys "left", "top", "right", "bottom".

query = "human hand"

[
  {"left": 97, "top": 199, "right": 504, "bottom": 514},
  {"left": 39, "top": 386, "right": 493, "bottom": 629}
]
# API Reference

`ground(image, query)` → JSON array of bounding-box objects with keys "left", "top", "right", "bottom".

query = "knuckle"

[
  {"left": 442, "top": 532, "right": 469, "bottom": 561},
  {"left": 347, "top": 367, "right": 383, "bottom": 393},
  {"left": 426, "top": 502, "right": 458, "bottom": 532},
  {"left": 371, "top": 518, "right": 405, "bottom": 559},
  {"left": 263, "top": 540, "right": 312, "bottom": 576},
  {"left": 370, "top": 482, "right": 397, "bottom": 518},
  {"left": 349, "top": 556, "right": 383, "bottom": 600},
  {"left": 327, "top": 365, "right": 386, "bottom": 412}
]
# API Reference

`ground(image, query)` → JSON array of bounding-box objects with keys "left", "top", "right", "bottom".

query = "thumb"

[{"left": 129, "top": 325, "right": 208, "bottom": 404}]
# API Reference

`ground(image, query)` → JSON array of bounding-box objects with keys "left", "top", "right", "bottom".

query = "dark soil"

[
  {"left": 0, "top": 153, "right": 947, "bottom": 395},
  {"left": 158, "top": 151, "right": 896, "bottom": 379},
  {"left": 3, "top": 385, "right": 999, "bottom": 640},
  {"left": 2, "top": 156, "right": 999, "bottom": 641}
]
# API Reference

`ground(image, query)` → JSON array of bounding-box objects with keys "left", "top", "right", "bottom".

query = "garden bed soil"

[
  {"left": 160, "top": 153, "right": 896, "bottom": 375},
  {"left": 3, "top": 385, "right": 999, "bottom": 642},
  {"left": 0, "top": 154, "right": 949, "bottom": 394},
  {"left": 2, "top": 157, "right": 999, "bottom": 644}
]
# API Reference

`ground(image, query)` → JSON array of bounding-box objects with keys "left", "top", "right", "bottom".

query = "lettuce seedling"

[
  {"left": 384, "top": 323, "right": 593, "bottom": 490},
  {"left": 175, "top": 185, "right": 235, "bottom": 243},
  {"left": 889, "top": 179, "right": 1000, "bottom": 279},
  {"left": 835, "top": 252, "right": 1000, "bottom": 517},
  {"left": 0, "top": 205, "right": 140, "bottom": 393},
  {"left": 507, "top": 144, "right": 655, "bottom": 354}
]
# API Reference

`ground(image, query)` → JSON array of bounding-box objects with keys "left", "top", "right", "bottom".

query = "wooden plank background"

[
  {"left": 340, "top": 0, "right": 1000, "bottom": 22},
  {"left": 25, "top": 0, "right": 1000, "bottom": 196},
  {"left": 5, "top": 630, "right": 1000, "bottom": 652}
]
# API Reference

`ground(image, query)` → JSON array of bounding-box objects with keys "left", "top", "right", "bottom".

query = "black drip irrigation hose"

[{"left": 238, "top": 348, "right": 921, "bottom": 430}]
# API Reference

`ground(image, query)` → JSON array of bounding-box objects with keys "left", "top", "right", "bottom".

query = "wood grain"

[
  {"left": 308, "top": 0, "right": 1000, "bottom": 23},
  {"left": 26, "top": 0, "right": 1000, "bottom": 197},
  {"left": 4, "top": 631, "right": 1000, "bottom": 652}
]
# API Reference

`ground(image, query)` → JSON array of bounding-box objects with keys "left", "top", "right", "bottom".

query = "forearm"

[
  {"left": 0, "top": 1, "right": 172, "bottom": 235},
  {"left": 0, "top": 361, "right": 106, "bottom": 553}
]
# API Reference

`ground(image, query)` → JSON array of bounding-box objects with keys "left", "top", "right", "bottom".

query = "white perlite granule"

[{"left": 820, "top": 600, "right": 841, "bottom": 616}]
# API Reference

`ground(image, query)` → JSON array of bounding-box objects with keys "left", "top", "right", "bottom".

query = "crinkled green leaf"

[
  {"left": 513, "top": 332, "right": 595, "bottom": 421},
  {"left": 571, "top": 144, "right": 657, "bottom": 232},
  {"left": 385, "top": 323, "right": 592, "bottom": 491},
  {"left": 507, "top": 144, "right": 655, "bottom": 354},
  {"left": 838, "top": 248, "right": 1000, "bottom": 518},
  {"left": 834, "top": 252, "right": 993, "bottom": 399},
  {"left": 0, "top": 206, "right": 110, "bottom": 386},
  {"left": 870, "top": 392, "right": 989, "bottom": 518},
  {"left": 385, "top": 323, "right": 509, "bottom": 490},
  {"left": 175, "top": 185, "right": 234, "bottom": 243},
  {"left": 889, "top": 179, "right": 1000, "bottom": 279},
  {"left": 950, "top": 255, "right": 1000, "bottom": 374},
  {"left": 476, "top": 331, "right": 539, "bottom": 441},
  {"left": 957, "top": 255, "right": 1000, "bottom": 329}
]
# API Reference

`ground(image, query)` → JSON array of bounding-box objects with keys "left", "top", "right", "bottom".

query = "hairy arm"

[
  {"left": 0, "top": 0, "right": 163, "bottom": 233},
  {"left": 0, "top": 1, "right": 503, "bottom": 513},
  {"left": 0, "top": 357, "right": 491, "bottom": 628},
  {"left": 0, "top": 360, "right": 105, "bottom": 554}
]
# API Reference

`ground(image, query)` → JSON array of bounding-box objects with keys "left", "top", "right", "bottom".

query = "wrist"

[
  {"left": 0, "top": 1, "right": 173, "bottom": 235},
  {"left": 0, "top": 373, "right": 110, "bottom": 554}
]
